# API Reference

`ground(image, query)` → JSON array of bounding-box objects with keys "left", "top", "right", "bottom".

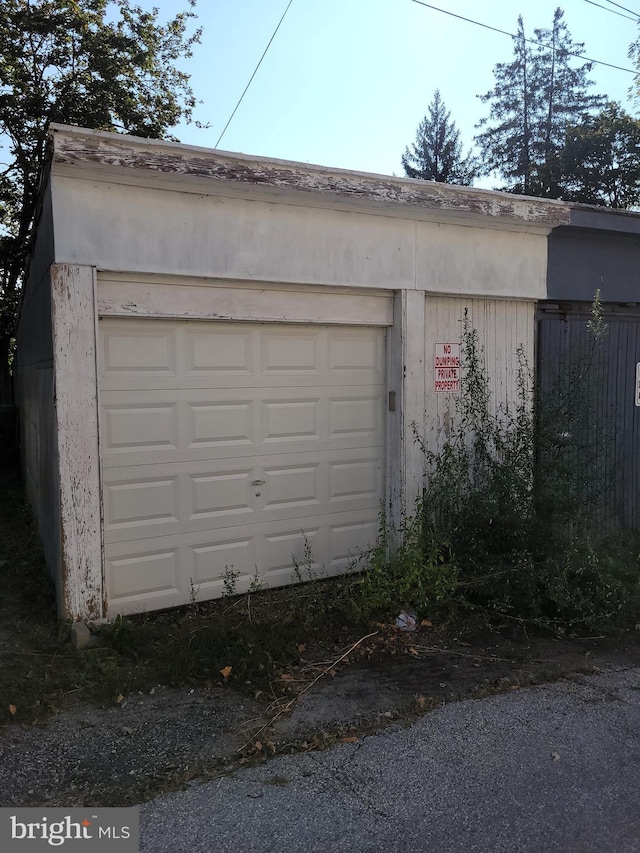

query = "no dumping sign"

[{"left": 434, "top": 342, "right": 460, "bottom": 392}]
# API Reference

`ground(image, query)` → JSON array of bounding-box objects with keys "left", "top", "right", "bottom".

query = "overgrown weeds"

[{"left": 367, "top": 296, "right": 640, "bottom": 632}]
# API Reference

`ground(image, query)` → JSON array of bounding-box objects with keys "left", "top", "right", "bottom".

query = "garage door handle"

[{"left": 252, "top": 479, "right": 266, "bottom": 486}]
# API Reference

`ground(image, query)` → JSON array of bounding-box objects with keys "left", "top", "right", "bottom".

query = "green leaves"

[
  {"left": 559, "top": 102, "right": 640, "bottom": 209},
  {"left": 0, "top": 0, "right": 201, "bottom": 399}
]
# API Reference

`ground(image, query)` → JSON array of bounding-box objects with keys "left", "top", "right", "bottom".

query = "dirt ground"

[
  {"left": 2, "top": 617, "right": 640, "bottom": 808},
  {"left": 2, "top": 454, "right": 640, "bottom": 807}
]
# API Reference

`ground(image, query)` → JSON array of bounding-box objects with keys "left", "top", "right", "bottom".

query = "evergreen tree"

[
  {"left": 402, "top": 90, "right": 476, "bottom": 185},
  {"left": 475, "top": 17, "right": 535, "bottom": 195},
  {"left": 476, "top": 8, "right": 605, "bottom": 197},
  {"left": 533, "top": 8, "right": 606, "bottom": 196},
  {"left": 0, "top": 0, "right": 201, "bottom": 401}
]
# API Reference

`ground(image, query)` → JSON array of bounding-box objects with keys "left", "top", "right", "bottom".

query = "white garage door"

[{"left": 98, "top": 319, "right": 386, "bottom": 614}]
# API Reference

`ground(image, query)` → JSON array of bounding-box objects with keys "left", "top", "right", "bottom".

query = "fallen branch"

[{"left": 238, "top": 630, "right": 379, "bottom": 753}]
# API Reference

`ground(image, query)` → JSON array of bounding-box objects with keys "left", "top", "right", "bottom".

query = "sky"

[{"left": 149, "top": 0, "right": 639, "bottom": 182}]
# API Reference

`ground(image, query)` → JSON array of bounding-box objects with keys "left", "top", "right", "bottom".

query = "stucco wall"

[{"left": 49, "top": 176, "right": 549, "bottom": 300}]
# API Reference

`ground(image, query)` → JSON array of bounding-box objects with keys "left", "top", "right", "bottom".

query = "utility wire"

[
  {"left": 215, "top": 0, "right": 295, "bottom": 148},
  {"left": 603, "top": 0, "right": 640, "bottom": 19},
  {"left": 410, "top": 0, "right": 637, "bottom": 74},
  {"left": 583, "top": 0, "right": 638, "bottom": 22}
]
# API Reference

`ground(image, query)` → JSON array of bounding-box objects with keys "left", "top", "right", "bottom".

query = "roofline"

[
  {"left": 47, "top": 124, "right": 640, "bottom": 237},
  {"left": 47, "top": 123, "right": 571, "bottom": 232}
]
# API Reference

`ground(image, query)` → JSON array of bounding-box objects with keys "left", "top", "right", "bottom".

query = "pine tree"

[
  {"left": 475, "top": 17, "right": 535, "bottom": 195},
  {"left": 475, "top": 8, "right": 605, "bottom": 197},
  {"left": 402, "top": 90, "right": 476, "bottom": 185},
  {"left": 533, "top": 8, "right": 606, "bottom": 196}
]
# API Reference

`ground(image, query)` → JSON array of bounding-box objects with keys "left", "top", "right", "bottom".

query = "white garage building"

[{"left": 14, "top": 124, "right": 569, "bottom": 620}]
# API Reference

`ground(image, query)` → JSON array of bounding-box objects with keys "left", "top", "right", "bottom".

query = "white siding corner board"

[{"left": 51, "top": 264, "right": 104, "bottom": 619}]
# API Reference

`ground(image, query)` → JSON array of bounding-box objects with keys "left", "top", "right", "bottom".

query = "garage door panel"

[
  {"left": 329, "top": 458, "right": 381, "bottom": 502},
  {"left": 191, "top": 537, "right": 256, "bottom": 587},
  {"left": 102, "top": 403, "right": 179, "bottom": 453},
  {"left": 104, "top": 476, "right": 180, "bottom": 530},
  {"left": 190, "top": 470, "right": 255, "bottom": 520},
  {"left": 99, "top": 320, "right": 384, "bottom": 391},
  {"left": 328, "top": 396, "right": 381, "bottom": 439},
  {"left": 329, "top": 329, "right": 385, "bottom": 373},
  {"left": 105, "top": 508, "right": 376, "bottom": 613},
  {"left": 101, "top": 326, "right": 178, "bottom": 376},
  {"left": 329, "top": 520, "right": 380, "bottom": 569},
  {"left": 261, "top": 462, "right": 323, "bottom": 511},
  {"left": 99, "top": 318, "right": 386, "bottom": 614},
  {"left": 103, "top": 453, "right": 383, "bottom": 544},
  {"left": 107, "top": 547, "right": 182, "bottom": 610},
  {"left": 186, "top": 327, "right": 255, "bottom": 376},
  {"left": 188, "top": 400, "right": 255, "bottom": 449},
  {"left": 261, "top": 331, "right": 321, "bottom": 374},
  {"left": 100, "top": 386, "right": 384, "bottom": 467}
]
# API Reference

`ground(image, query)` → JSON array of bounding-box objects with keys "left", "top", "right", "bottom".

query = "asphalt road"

[{"left": 139, "top": 666, "right": 640, "bottom": 852}]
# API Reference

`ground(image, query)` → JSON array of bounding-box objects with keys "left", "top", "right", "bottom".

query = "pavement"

[{"left": 139, "top": 665, "right": 640, "bottom": 853}]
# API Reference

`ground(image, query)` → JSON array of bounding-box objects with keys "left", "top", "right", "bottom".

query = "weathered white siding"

[
  {"left": 416, "top": 222, "right": 547, "bottom": 298},
  {"left": 51, "top": 265, "right": 103, "bottom": 619},
  {"left": 50, "top": 179, "right": 549, "bottom": 300},
  {"left": 422, "top": 296, "right": 536, "bottom": 455},
  {"left": 96, "top": 273, "right": 393, "bottom": 326}
]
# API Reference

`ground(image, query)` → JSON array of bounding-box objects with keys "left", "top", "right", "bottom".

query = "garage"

[
  {"left": 14, "top": 124, "right": 566, "bottom": 620},
  {"left": 98, "top": 319, "right": 386, "bottom": 614}
]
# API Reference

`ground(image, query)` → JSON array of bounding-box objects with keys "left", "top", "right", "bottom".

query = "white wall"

[
  {"left": 50, "top": 177, "right": 549, "bottom": 300},
  {"left": 422, "top": 295, "right": 536, "bottom": 455}
]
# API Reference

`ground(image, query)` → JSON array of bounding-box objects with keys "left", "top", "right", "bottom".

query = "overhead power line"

[
  {"left": 583, "top": 0, "right": 639, "bottom": 23},
  {"left": 604, "top": 0, "right": 640, "bottom": 18},
  {"left": 215, "top": 0, "right": 295, "bottom": 148},
  {"left": 410, "top": 0, "right": 637, "bottom": 74}
]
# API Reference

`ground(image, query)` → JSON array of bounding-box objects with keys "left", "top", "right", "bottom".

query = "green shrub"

[{"left": 359, "top": 297, "right": 640, "bottom": 632}]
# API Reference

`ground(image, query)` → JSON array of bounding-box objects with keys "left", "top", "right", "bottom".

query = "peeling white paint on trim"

[
  {"left": 51, "top": 264, "right": 104, "bottom": 619},
  {"left": 96, "top": 277, "right": 393, "bottom": 326},
  {"left": 48, "top": 124, "right": 572, "bottom": 232}
]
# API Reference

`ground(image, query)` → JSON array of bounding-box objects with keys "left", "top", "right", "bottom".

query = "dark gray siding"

[
  {"left": 538, "top": 302, "right": 640, "bottom": 530},
  {"left": 547, "top": 227, "right": 640, "bottom": 303},
  {"left": 14, "top": 180, "right": 62, "bottom": 602}
]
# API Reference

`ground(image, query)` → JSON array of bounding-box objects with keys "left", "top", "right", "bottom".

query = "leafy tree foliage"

[
  {"left": 476, "top": 8, "right": 605, "bottom": 197},
  {"left": 558, "top": 103, "right": 640, "bottom": 208},
  {"left": 0, "top": 0, "right": 201, "bottom": 401},
  {"left": 402, "top": 90, "right": 476, "bottom": 185}
]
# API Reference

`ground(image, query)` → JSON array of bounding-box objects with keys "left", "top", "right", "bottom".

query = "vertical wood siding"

[
  {"left": 538, "top": 306, "right": 640, "bottom": 530},
  {"left": 423, "top": 296, "right": 536, "bottom": 455}
]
